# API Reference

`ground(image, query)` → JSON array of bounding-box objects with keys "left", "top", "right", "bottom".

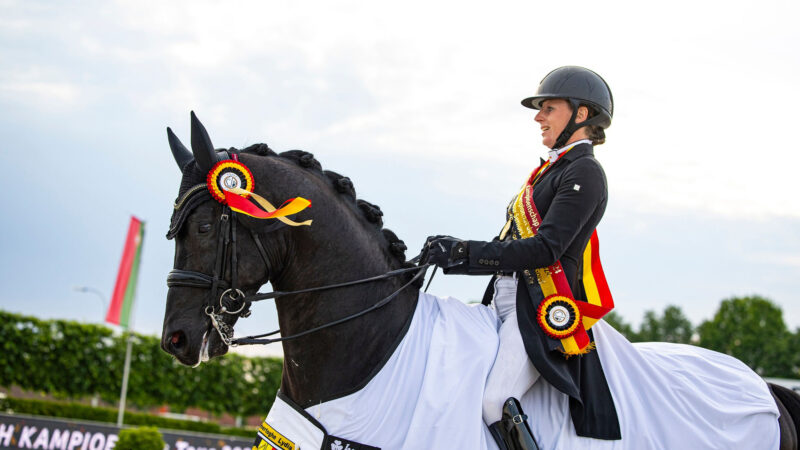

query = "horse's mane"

[{"left": 172, "top": 143, "right": 419, "bottom": 284}]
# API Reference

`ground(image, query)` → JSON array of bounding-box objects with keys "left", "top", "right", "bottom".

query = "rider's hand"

[
  {"left": 422, "top": 236, "right": 469, "bottom": 269},
  {"left": 418, "top": 235, "right": 448, "bottom": 265}
]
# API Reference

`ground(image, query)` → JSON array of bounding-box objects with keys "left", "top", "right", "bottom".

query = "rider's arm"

[{"left": 466, "top": 157, "right": 607, "bottom": 273}]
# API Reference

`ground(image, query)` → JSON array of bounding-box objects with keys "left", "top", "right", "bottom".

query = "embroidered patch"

[
  {"left": 322, "top": 434, "right": 381, "bottom": 450},
  {"left": 573, "top": 184, "right": 581, "bottom": 191},
  {"left": 257, "top": 421, "right": 295, "bottom": 450}
]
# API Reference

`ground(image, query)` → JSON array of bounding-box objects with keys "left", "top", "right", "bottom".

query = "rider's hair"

[{"left": 583, "top": 106, "right": 606, "bottom": 146}]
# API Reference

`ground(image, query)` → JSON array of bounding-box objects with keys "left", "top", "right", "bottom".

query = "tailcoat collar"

[{"left": 560, "top": 141, "right": 594, "bottom": 162}]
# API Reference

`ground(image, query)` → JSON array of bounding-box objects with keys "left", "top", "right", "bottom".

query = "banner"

[
  {"left": 105, "top": 217, "right": 144, "bottom": 328},
  {"left": 0, "top": 413, "right": 253, "bottom": 450}
]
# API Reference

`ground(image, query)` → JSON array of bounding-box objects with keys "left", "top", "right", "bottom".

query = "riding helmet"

[{"left": 521, "top": 66, "right": 613, "bottom": 129}]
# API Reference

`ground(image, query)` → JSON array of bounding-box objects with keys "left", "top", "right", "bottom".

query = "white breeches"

[{"left": 482, "top": 275, "right": 541, "bottom": 424}]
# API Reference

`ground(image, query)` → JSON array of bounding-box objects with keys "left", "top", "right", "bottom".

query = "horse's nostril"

[{"left": 170, "top": 331, "right": 185, "bottom": 349}]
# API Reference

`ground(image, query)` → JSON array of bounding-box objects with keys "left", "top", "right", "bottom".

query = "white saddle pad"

[{"left": 262, "top": 292, "right": 780, "bottom": 450}]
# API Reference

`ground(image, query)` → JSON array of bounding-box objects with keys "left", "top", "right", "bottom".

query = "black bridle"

[{"left": 166, "top": 184, "right": 431, "bottom": 347}]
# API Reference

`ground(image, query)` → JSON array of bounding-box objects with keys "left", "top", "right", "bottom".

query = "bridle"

[{"left": 166, "top": 183, "right": 431, "bottom": 347}]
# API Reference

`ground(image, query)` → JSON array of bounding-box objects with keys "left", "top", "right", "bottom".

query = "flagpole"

[
  {"left": 106, "top": 216, "right": 145, "bottom": 428},
  {"left": 117, "top": 328, "right": 134, "bottom": 427}
]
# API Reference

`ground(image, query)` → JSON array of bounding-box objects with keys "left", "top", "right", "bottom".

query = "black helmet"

[{"left": 521, "top": 66, "right": 613, "bottom": 148}]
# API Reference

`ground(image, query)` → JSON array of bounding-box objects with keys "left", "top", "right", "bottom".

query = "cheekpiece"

[
  {"left": 206, "top": 160, "right": 254, "bottom": 203},
  {"left": 537, "top": 294, "right": 581, "bottom": 339}
]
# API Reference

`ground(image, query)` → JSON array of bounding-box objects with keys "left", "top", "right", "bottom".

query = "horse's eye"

[{"left": 198, "top": 224, "right": 212, "bottom": 233}]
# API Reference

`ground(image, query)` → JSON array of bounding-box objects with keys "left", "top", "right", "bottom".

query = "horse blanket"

[{"left": 259, "top": 292, "right": 780, "bottom": 449}]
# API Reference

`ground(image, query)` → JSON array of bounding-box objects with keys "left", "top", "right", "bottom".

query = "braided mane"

[
  {"left": 241, "top": 144, "right": 412, "bottom": 266},
  {"left": 169, "top": 141, "right": 414, "bottom": 278}
]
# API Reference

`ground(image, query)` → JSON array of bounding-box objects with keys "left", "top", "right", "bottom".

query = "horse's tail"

[{"left": 768, "top": 382, "right": 800, "bottom": 449}]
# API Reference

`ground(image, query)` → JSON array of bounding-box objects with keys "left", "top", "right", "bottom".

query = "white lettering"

[
  {"left": 31, "top": 428, "right": 49, "bottom": 449},
  {"left": 50, "top": 429, "right": 70, "bottom": 450},
  {"left": 67, "top": 431, "right": 83, "bottom": 450},
  {"left": 80, "top": 432, "right": 91, "bottom": 450},
  {"left": 0, "top": 424, "right": 13, "bottom": 447},
  {"left": 103, "top": 434, "right": 117, "bottom": 450},
  {"left": 19, "top": 426, "right": 37, "bottom": 448},
  {"left": 87, "top": 433, "right": 105, "bottom": 450},
  {"left": 174, "top": 442, "right": 190, "bottom": 450}
]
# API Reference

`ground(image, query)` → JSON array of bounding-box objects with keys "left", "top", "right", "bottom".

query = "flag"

[{"left": 106, "top": 216, "right": 145, "bottom": 328}]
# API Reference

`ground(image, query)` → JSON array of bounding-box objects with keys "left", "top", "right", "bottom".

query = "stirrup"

[{"left": 488, "top": 397, "right": 540, "bottom": 450}]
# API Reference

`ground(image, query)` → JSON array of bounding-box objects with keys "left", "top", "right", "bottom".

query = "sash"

[{"left": 503, "top": 151, "right": 614, "bottom": 355}]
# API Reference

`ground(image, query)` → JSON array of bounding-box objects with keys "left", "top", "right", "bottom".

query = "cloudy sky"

[{"left": 1, "top": 0, "right": 798, "bottom": 357}]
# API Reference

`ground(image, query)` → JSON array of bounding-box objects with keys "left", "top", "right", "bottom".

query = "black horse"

[
  {"left": 161, "top": 113, "right": 800, "bottom": 449},
  {"left": 161, "top": 112, "right": 421, "bottom": 408}
]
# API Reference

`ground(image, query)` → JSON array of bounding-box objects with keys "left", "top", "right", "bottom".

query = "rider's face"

[{"left": 534, "top": 99, "right": 573, "bottom": 149}]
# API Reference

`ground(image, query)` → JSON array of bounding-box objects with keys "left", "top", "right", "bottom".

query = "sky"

[{"left": 1, "top": 0, "right": 798, "bottom": 358}]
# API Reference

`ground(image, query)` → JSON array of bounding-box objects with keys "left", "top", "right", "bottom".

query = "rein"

[
  {"left": 232, "top": 265, "right": 428, "bottom": 345},
  {"left": 167, "top": 183, "right": 431, "bottom": 347}
]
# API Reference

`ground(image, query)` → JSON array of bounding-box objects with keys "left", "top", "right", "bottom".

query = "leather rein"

[{"left": 166, "top": 184, "right": 430, "bottom": 347}]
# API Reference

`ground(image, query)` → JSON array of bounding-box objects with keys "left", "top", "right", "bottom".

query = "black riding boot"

[{"left": 488, "top": 397, "right": 540, "bottom": 450}]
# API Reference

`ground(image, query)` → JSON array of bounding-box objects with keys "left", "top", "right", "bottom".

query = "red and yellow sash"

[{"left": 506, "top": 153, "right": 614, "bottom": 355}]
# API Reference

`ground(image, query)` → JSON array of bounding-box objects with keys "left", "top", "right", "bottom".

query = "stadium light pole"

[{"left": 73, "top": 286, "right": 108, "bottom": 320}]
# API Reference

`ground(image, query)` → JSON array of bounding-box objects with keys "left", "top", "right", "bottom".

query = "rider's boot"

[
  {"left": 488, "top": 421, "right": 511, "bottom": 450},
  {"left": 488, "top": 397, "right": 540, "bottom": 450}
]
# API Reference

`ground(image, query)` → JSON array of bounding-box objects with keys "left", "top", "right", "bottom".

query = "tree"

[
  {"left": 635, "top": 305, "right": 693, "bottom": 344},
  {"left": 601, "top": 310, "right": 636, "bottom": 341},
  {"left": 697, "top": 296, "right": 795, "bottom": 377}
]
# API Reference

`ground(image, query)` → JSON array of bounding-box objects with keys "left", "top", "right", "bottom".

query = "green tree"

[
  {"left": 635, "top": 305, "right": 693, "bottom": 344},
  {"left": 697, "top": 296, "right": 795, "bottom": 377},
  {"left": 602, "top": 310, "right": 636, "bottom": 341}
]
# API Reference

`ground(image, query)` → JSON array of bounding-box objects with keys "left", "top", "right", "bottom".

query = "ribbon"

[{"left": 224, "top": 187, "right": 312, "bottom": 227}]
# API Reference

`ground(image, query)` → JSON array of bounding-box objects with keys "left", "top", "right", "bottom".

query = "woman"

[{"left": 423, "top": 66, "right": 619, "bottom": 450}]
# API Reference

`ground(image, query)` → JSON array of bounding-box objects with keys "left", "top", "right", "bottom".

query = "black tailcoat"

[{"left": 469, "top": 142, "right": 621, "bottom": 439}]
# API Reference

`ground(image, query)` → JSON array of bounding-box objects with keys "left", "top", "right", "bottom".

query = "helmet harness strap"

[{"left": 552, "top": 99, "right": 607, "bottom": 150}]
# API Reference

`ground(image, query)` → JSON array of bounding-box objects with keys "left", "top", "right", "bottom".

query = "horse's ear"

[
  {"left": 190, "top": 111, "right": 220, "bottom": 171},
  {"left": 167, "top": 127, "right": 193, "bottom": 171}
]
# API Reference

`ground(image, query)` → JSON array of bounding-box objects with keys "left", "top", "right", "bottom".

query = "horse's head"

[
  {"left": 161, "top": 113, "right": 419, "bottom": 391},
  {"left": 161, "top": 112, "right": 287, "bottom": 366}
]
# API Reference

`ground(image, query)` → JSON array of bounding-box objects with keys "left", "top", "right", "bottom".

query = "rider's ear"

[{"left": 576, "top": 105, "right": 589, "bottom": 123}]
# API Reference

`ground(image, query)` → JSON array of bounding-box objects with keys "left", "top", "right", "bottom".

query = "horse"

[{"left": 161, "top": 112, "right": 800, "bottom": 450}]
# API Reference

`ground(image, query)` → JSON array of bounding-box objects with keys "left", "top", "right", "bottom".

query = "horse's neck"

[{"left": 273, "top": 214, "right": 419, "bottom": 407}]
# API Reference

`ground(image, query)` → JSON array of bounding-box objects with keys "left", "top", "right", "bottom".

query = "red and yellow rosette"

[
  {"left": 207, "top": 160, "right": 255, "bottom": 203},
  {"left": 205, "top": 159, "right": 312, "bottom": 227},
  {"left": 537, "top": 295, "right": 581, "bottom": 339}
]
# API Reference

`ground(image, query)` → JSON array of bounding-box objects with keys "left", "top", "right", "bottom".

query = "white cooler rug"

[{"left": 260, "top": 292, "right": 780, "bottom": 450}]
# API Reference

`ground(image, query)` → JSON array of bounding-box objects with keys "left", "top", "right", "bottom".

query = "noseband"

[{"left": 166, "top": 183, "right": 430, "bottom": 347}]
